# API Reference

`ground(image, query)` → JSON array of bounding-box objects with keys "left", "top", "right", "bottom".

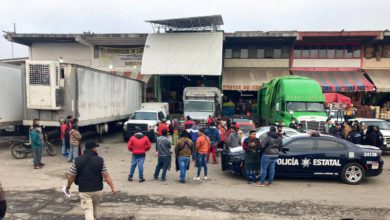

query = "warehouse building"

[{"left": 4, "top": 15, "right": 390, "bottom": 119}]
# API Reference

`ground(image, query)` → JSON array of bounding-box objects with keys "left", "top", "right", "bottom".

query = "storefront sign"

[
  {"left": 222, "top": 85, "right": 261, "bottom": 91},
  {"left": 98, "top": 47, "right": 143, "bottom": 67}
]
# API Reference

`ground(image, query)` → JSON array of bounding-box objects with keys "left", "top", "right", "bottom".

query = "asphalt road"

[{"left": 1, "top": 131, "right": 390, "bottom": 219}]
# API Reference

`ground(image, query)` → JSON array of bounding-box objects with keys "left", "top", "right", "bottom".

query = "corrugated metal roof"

[{"left": 4, "top": 32, "right": 147, "bottom": 46}]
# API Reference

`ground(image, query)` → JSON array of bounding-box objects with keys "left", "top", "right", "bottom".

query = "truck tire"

[{"left": 340, "top": 162, "right": 365, "bottom": 185}]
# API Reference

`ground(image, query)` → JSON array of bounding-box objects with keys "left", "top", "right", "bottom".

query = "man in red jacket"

[{"left": 127, "top": 127, "right": 151, "bottom": 182}]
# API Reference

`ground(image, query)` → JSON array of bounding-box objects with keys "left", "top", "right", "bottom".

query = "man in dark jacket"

[
  {"left": 258, "top": 127, "right": 283, "bottom": 187},
  {"left": 364, "top": 125, "right": 377, "bottom": 146},
  {"left": 347, "top": 125, "right": 362, "bottom": 144},
  {"left": 154, "top": 130, "right": 172, "bottom": 181},
  {"left": 175, "top": 131, "right": 193, "bottom": 183},
  {"left": 66, "top": 141, "right": 116, "bottom": 220},
  {"left": 329, "top": 122, "right": 343, "bottom": 139},
  {"left": 289, "top": 118, "right": 298, "bottom": 130},
  {"left": 127, "top": 127, "right": 151, "bottom": 182},
  {"left": 242, "top": 130, "right": 261, "bottom": 184},
  {"left": 374, "top": 126, "right": 384, "bottom": 148}
]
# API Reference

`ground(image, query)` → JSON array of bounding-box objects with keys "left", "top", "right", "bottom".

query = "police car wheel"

[{"left": 341, "top": 162, "right": 365, "bottom": 185}]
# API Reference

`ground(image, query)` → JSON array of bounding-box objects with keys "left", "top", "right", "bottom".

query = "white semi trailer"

[
  {"left": 0, "top": 63, "right": 23, "bottom": 131},
  {"left": 183, "top": 87, "right": 222, "bottom": 121},
  {"left": 23, "top": 60, "right": 144, "bottom": 136}
]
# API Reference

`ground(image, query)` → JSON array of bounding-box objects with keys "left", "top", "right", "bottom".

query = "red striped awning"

[{"left": 292, "top": 71, "right": 375, "bottom": 92}]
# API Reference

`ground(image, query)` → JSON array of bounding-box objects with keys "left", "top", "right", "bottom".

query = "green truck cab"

[{"left": 258, "top": 76, "right": 328, "bottom": 132}]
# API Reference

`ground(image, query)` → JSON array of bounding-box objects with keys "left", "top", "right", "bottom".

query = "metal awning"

[
  {"left": 364, "top": 69, "right": 390, "bottom": 92},
  {"left": 222, "top": 68, "right": 290, "bottom": 91},
  {"left": 141, "top": 32, "right": 223, "bottom": 76},
  {"left": 146, "top": 15, "right": 223, "bottom": 29},
  {"left": 292, "top": 70, "right": 375, "bottom": 92}
]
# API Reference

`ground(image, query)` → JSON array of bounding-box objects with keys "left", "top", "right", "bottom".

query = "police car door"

[
  {"left": 277, "top": 138, "right": 315, "bottom": 177},
  {"left": 313, "top": 138, "right": 347, "bottom": 177}
]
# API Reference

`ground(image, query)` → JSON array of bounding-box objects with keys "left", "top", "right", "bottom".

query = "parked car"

[
  {"left": 231, "top": 115, "right": 256, "bottom": 133},
  {"left": 353, "top": 118, "right": 390, "bottom": 151},
  {"left": 222, "top": 134, "right": 384, "bottom": 185},
  {"left": 240, "top": 126, "right": 301, "bottom": 145}
]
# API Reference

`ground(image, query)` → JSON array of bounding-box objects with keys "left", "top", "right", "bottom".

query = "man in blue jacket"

[
  {"left": 30, "top": 120, "right": 44, "bottom": 169},
  {"left": 205, "top": 122, "right": 220, "bottom": 164}
]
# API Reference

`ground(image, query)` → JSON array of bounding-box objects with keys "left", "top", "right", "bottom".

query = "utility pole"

[{"left": 11, "top": 23, "right": 16, "bottom": 58}]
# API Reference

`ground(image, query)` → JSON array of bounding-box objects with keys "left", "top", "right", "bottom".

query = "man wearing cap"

[
  {"left": 127, "top": 127, "right": 151, "bottom": 182},
  {"left": 66, "top": 141, "right": 116, "bottom": 220}
]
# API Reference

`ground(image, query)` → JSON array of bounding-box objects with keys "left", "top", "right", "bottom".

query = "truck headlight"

[
  {"left": 123, "top": 123, "right": 127, "bottom": 130},
  {"left": 148, "top": 124, "right": 155, "bottom": 130}
]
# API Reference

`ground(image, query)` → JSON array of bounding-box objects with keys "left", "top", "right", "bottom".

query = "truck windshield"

[
  {"left": 131, "top": 112, "right": 156, "bottom": 120},
  {"left": 286, "top": 102, "right": 324, "bottom": 112},
  {"left": 185, "top": 101, "right": 214, "bottom": 112}
]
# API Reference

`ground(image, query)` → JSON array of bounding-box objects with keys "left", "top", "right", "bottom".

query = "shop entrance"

[
  {"left": 155, "top": 75, "right": 220, "bottom": 114},
  {"left": 222, "top": 90, "right": 258, "bottom": 116}
]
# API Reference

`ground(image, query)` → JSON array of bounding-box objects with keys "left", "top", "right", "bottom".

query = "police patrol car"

[{"left": 221, "top": 134, "right": 384, "bottom": 184}]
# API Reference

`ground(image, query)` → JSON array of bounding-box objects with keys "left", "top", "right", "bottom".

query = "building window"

[
  {"left": 257, "top": 49, "right": 265, "bottom": 58},
  {"left": 301, "top": 46, "right": 310, "bottom": 58},
  {"left": 248, "top": 46, "right": 257, "bottom": 58},
  {"left": 293, "top": 46, "right": 301, "bottom": 58},
  {"left": 265, "top": 47, "right": 274, "bottom": 58},
  {"left": 282, "top": 46, "right": 290, "bottom": 58},
  {"left": 344, "top": 45, "right": 353, "bottom": 58},
  {"left": 335, "top": 46, "right": 344, "bottom": 58},
  {"left": 319, "top": 46, "right": 327, "bottom": 58},
  {"left": 353, "top": 46, "right": 361, "bottom": 58},
  {"left": 310, "top": 46, "right": 318, "bottom": 58},
  {"left": 241, "top": 49, "right": 249, "bottom": 58},
  {"left": 327, "top": 46, "right": 336, "bottom": 58},
  {"left": 224, "top": 49, "right": 232, "bottom": 58},
  {"left": 232, "top": 47, "right": 241, "bottom": 58},
  {"left": 273, "top": 48, "right": 282, "bottom": 58},
  {"left": 94, "top": 46, "right": 99, "bottom": 58},
  {"left": 293, "top": 44, "right": 361, "bottom": 59}
]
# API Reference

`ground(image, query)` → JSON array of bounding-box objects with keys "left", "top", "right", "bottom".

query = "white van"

[{"left": 141, "top": 102, "right": 169, "bottom": 118}]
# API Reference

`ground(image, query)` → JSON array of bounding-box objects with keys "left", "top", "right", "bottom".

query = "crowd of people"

[
  {"left": 22, "top": 114, "right": 385, "bottom": 220},
  {"left": 326, "top": 119, "right": 384, "bottom": 147}
]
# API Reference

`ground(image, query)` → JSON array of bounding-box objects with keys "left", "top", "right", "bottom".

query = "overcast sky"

[{"left": 1, "top": 0, "right": 389, "bottom": 59}]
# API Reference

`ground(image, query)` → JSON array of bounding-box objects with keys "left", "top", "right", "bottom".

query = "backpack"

[
  {"left": 207, "top": 128, "right": 220, "bottom": 145},
  {"left": 190, "top": 131, "right": 199, "bottom": 143}
]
